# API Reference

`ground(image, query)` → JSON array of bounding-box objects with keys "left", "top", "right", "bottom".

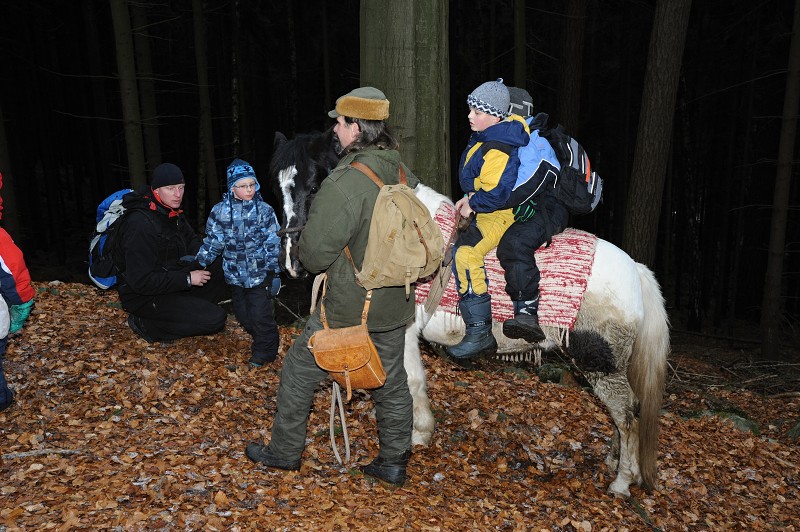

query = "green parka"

[{"left": 298, "top": 147, "right": 420, "bottom": 332}]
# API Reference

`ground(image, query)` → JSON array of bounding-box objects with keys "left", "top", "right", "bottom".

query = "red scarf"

[{"left": 151, "top": 188, "right": 183, "bottom": 218}]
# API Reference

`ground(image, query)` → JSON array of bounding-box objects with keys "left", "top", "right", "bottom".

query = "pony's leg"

[
  {"left": 591, "top": 373, "right": 641, "bottom": 497},
  {"left": 404, "top": 322, "right": 434, "bottom": 446},
  {"left": 605, "top": 424, "right": 621, "bottom": 472}
]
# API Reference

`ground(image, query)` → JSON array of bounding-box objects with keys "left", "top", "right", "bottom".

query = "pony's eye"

[{"left": 310, "top": 186, "right": 319, "bottom": 194}]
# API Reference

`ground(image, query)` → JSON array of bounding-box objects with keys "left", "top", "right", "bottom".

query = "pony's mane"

[{"left": 269, "top": 130, "right": 329, "bottom": 177}]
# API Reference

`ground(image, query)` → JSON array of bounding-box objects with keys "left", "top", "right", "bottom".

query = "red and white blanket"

[{"left": 415, "top": 202, "right": 598, "bottom": 330}]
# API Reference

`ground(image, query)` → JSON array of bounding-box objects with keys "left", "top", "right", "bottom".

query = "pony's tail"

[{"left": 629, "top": 263, "right": 670, "bottom": 491}]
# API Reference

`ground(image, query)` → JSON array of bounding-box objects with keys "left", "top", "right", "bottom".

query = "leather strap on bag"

[
  {"left": 318, "top": 272, "right": 372, "bottom": 329},
  {"left": 350, "top": 160, "right": 407, "bottom": 188},
  {"left": 312, "top": 272, "right": 373, "bottom": 465}
]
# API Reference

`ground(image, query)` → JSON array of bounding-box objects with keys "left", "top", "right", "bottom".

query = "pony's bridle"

[{"left": 277, "top": 226, "right": 304, "bottom": 237}]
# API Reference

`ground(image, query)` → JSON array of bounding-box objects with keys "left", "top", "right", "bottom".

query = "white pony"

[{"left": 270, "top": 129, "right": 670, "bottom": 497}]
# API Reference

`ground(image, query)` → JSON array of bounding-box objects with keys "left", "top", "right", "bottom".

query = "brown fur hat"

[{"left": 328, "top": 87, "right": 390, "bottom": 121}]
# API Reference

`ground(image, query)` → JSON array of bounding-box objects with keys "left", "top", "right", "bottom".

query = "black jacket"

[{"left": 115, "top": 187, "right": 201, "bottom": 308}]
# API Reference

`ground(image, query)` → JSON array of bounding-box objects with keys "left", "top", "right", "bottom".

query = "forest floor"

[{"left": 1, "top": 281, "right": 798, "bottom": 531}]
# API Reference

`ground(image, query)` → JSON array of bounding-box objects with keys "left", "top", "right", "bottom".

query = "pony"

[{"left": 269, "top": 127, "right": 670, "bottom": 498}]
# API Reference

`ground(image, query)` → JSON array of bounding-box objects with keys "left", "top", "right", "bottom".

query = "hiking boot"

[
  {"left": 245, "top": 443, "right": 301, "bottom": 471},
  {"left": 446, "top": 294, "right": 496, "bottom": 360},
  {"left": 360, "top": 450, "right": 411, "bottom": 488},
  {"left": 127, "top": 314, "right": 155, "bottom": 343},
  {"left": 248, "top": 352, "right": 276, "bottom": 367},
  {"left": 0, "top": 390, "right": 14, "bottom": 413},
  {"left": 503, "top": 314, "right": 545, "bottom": 343}
]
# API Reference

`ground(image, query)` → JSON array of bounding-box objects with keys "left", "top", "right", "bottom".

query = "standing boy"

[{"left": 196, "top": 159, "right": 282, "bottom": 366}]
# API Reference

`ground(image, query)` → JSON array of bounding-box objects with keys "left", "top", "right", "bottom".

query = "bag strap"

[{"left": 317, "top": 272, "right": 373, "bottom": 330}]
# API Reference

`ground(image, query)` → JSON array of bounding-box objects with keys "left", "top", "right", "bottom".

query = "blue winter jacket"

[
  {"left": 458, "top": 115, "right": 530, "bottom": 213},
  {"left": 196, "top": 192, "right": 281, "bottom": 289},
  {"left": 505, "top": 113, "right": 561, "bottom": 208}
]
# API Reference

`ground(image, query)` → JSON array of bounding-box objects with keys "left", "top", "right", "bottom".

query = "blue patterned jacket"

[{"left": 196, "top": 192, "right": 281, "bottom": 289}]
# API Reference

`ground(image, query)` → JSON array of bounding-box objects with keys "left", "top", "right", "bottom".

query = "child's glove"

[
  {"left": 512, "top": 199, "right": 536, "bottom": 222},
  {"left": 9, "top": 299, "right": 34, "bottom": 334}
]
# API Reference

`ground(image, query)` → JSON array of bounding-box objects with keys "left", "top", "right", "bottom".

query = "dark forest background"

[{"left": 0, "top": 1, "right": 797, "bottom": 345}]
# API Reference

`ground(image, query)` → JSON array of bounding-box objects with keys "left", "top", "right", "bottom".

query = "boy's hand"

[{"left": 454, "top": 196, "right": 474, "bottom": 219}]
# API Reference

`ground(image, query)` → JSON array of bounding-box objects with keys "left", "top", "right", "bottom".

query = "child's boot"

[
  {"left": 446, "top": 293, "right": 497, "bottom": 360},
  {"left": 503, "top": 298, "right": 545, "bottom": 343}
]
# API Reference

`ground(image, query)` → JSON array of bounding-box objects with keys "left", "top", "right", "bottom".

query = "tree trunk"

[
  {"left": 82, "top": 1, "right": 115, "bottom": 193},
  {"left": 109, "top": 0, "right": 146, "bottom": 188},
  {"left": 513, "top": 0, "right": 526, "bottom": 88},
  {"left": 0, "top": 102, "right": 21, "bottom": 239},
  {"left": 557, "top": 0, "right": 587, "bottom": 133},
  {"left": 192, "top": 0, "right": 219, "bottom": 225},
  {"left": 130, "top": 4, "right": 161, "bottom": 174},
  {"left": 622, "top": 0, "right": 692, "bottom": 267},
  {"left": 360, "top": 0, "right": 449, "bottom": 194},
  {"left": 761, "top": 0, "right": 800, "bottom": 359}
]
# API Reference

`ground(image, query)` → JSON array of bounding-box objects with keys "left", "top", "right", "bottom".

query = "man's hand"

[{"left": 189, "top": 270, "right": 211, "bottom": 286}]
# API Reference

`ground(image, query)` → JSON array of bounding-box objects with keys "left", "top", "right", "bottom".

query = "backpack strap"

[{"left": 350, "top": 160, "right": 407, "bottom": 187}]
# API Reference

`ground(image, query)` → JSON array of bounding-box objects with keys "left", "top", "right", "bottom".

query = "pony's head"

[{"left": 270, "top": 127, "right": 341, "bottom": 278}]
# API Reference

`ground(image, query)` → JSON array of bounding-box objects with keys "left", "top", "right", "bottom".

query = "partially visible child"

[
  {"left": 497, "top": 87, "right": 568, "bottom": 343},
  {"left": 447, "top": 79, "right": 530, "bottom": 360},
  {"left": 195, "top": 159, "right": 282, "bottom": 367},
  {"left": 0, "top": 172, "right": 36, "bottom": 411}
]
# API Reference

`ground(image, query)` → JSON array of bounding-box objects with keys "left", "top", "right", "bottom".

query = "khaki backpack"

[{"left": 347, "top": 161, "right": 444, "bottom": 298}]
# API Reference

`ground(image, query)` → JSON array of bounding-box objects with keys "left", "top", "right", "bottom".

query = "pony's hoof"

[
  {"left": 607, "top": 478, "right": 631, "bottom": 498},
  {"left": 411, "top": 430, "right": 433, "bottom": 447}
]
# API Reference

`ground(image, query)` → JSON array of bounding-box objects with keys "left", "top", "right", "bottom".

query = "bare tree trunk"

[
  {"left": 360, "top": 0, "right": 449, "bottom": 193},
  {"left": 109, "top": 0, "right": 146, "bottom": 188},
  {"left": 82, "top": 1, "right": 115, "bottom": 193},
  {"left": 0, "top": 102, "right": 21, "bottom": 238},
  {"left": 130, "top": 4, "right": 161, "bottom": 174},
  {"left": 761, "top": 0, "right": 800, "bottom": 359},
  {"left": 192, "top": 0, "right": 219, "bottom": 226},
  {"left": 513, "top": 0, "right": 526, "bottom": 88},
  {"left": 321, "top": 2, "right": 332, "bottom": 112},
  {"left": 622, "top": 0, "right": 692, "bottom": 267},
  {"left": 230, "top": 0, "right": 241, "bottom": 156},
  {"left": 557, "top": 0, "right": 586, "bottom": 133}
]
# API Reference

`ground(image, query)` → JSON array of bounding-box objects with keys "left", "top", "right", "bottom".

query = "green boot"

[{"left": 446, "top": 294, "right": 497, "bottom": 360}]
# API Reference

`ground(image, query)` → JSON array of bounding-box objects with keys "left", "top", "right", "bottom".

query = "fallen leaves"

[{"left": 0, "top": 282, "right": 798, "bottom": 529}]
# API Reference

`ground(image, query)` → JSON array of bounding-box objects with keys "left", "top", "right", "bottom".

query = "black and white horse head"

[{"left": 270, "top": 127, "right": 341, "bottom": 278}]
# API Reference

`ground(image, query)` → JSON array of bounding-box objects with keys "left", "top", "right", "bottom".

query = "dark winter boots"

[
  {"left": 360, "top": 450, "right": 411, "bottom": 488},
  {"left": 245, "top": 443, "right": 301, "bottom": 471},
  {"left": 502, "top": 299, "right": 545, "bottom": 343},
  {"left": 446, "top": 294, "right": 497, "bottom": 360}
]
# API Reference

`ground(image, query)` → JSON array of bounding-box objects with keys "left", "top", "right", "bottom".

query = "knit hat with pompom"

[{"left": 467, "top": 78, "right": 510, "bottom": 119}]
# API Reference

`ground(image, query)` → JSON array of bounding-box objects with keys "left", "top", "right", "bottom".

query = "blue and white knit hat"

[
  {"left": 226, "top": 158, "right": 260, "bottom": 192},
  {"left": 467, "top": 78, "right": 510, "bottom": 119}
]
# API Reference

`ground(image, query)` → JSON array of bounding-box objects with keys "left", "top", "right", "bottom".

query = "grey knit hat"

[
  {"left": 467, "top": 78, "right": 510, "bottom": 118},
  {"left": 226, "top": 158, "right": 260, "bottom": 192},
  {"left": 508, "top": 87, "right": 534, "bottom": 117}
]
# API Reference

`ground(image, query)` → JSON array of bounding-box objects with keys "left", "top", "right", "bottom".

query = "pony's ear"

[{"left": 274, "top": 132, "right": 288, "bottom": 147}]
